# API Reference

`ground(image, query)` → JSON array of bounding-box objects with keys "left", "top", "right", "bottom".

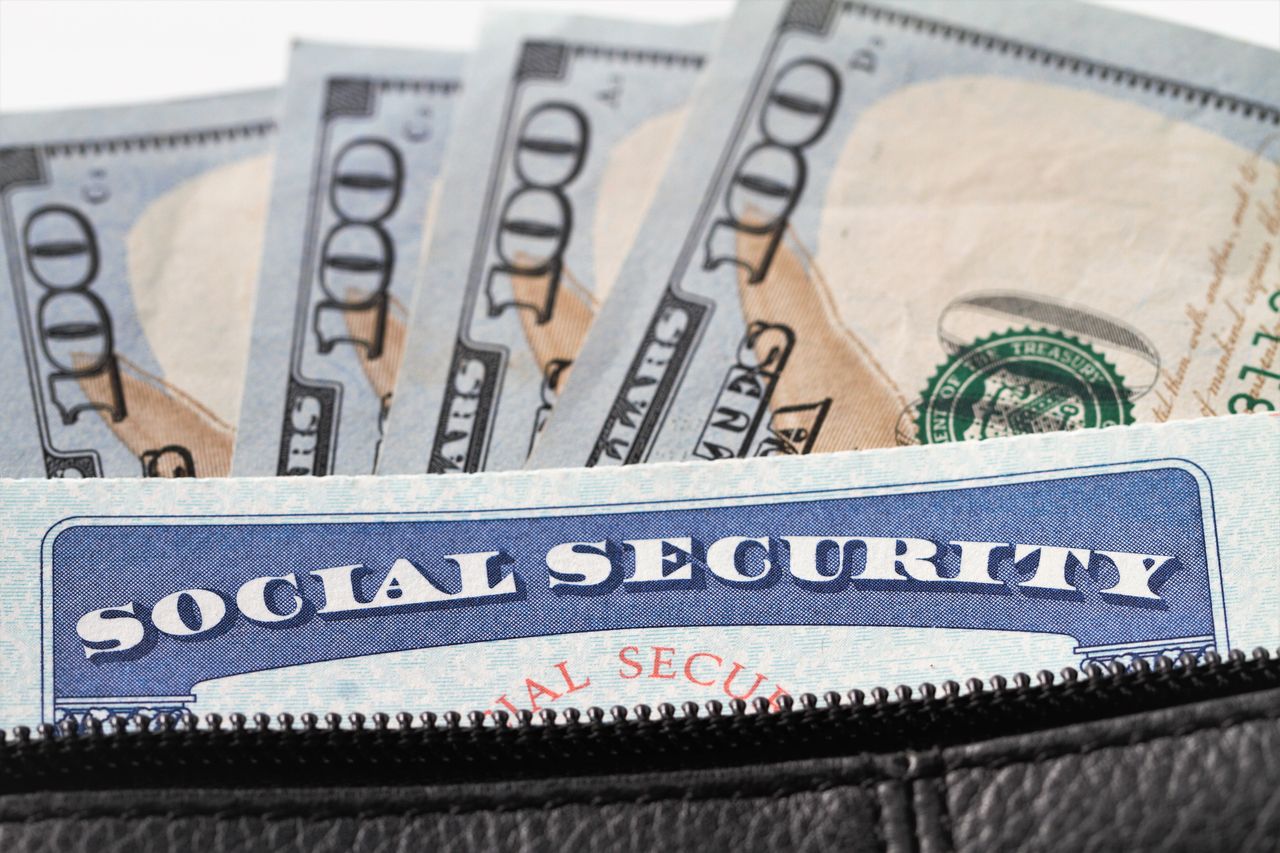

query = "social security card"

[{"left": 0, "top": 414, "right": 1274, "bottom": 727}]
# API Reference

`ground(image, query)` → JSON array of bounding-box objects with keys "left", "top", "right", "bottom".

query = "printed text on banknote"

[
  {"left": 381, "top": 19, "right": 709, "bottom": 474},
  {"left": 0, "top": 93, "right": 276, "bottom": 477},
  {"left": 233, "top": 46, "right": 462, "bottom": 477},
  {"left": 530, "top": 0, "right": 1280, "bottom": 469}
]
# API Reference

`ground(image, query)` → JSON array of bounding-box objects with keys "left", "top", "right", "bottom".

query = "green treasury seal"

[{"left": 917, "top": 328, "right": 1134, "bottom": 444}]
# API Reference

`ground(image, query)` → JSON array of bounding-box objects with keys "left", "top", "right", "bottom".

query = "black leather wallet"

[{"left": 2, "top": 648, "right": 1275, "bottom": 851}]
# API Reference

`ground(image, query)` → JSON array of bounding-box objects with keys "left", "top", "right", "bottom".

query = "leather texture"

[{"left": 2, "top": 687, "right": 1277, "bottom": 852}]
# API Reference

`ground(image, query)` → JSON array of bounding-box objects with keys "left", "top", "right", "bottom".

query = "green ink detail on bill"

[{"left": 916, "top": 328, "right": 1134, "bottom": 444}]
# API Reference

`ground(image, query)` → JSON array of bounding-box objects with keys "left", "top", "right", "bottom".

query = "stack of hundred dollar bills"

[{"left": 0, "top": 0, "right": 1276, "bottom": 729}]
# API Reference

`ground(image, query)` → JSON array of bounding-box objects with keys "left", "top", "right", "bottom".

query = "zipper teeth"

[{"left": 4, "top": 646, "right": 1274, "bottom": 743}]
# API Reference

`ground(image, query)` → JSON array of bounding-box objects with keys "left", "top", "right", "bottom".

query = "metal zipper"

[{"left": 2, "top": 647, "right": 1275, "bottom": 792}]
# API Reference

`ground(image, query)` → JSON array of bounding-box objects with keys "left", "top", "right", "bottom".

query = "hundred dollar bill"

[
  {"left": 528, "top": 0, "right": 1280, "bottom": 469},
  {"left": 0, "top": 414, "right": 1274, "bottom": 728},
  {"left": 232, "top": 44, "right": 463, "bottom": 477},
  {"left": 0, "top": 90, "right": 276, "bottom": 478},
  {"left": 378, "top": 15, "right": 714, "bottom": 474}
]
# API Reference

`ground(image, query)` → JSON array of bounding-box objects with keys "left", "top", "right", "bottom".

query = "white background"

[{"left": 0, "top": 0, "right": 1277, "bottom": 112}]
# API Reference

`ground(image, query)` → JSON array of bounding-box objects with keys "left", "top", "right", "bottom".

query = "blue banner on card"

[{"left": 45, "top": 464, "right": 1221, "bottom": 714}]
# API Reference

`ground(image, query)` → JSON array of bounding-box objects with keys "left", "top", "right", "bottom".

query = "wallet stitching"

[
  {"left": 904, "top": 774, "right": 955, "bottom": 853},
  {"left": 0, "top": 781, "right": 886, "bottom": 827},
  {"left": 900, "top": 777, "right": 917, "bottom": 853},
  {"left": 939, "top": 705, "right": 1280, "bottom": 774},
  {"left": 3, "top": 709, "right": 1274, "bottom": 824},
  {"left": 869, "top": 779, "right": 886, "bottom": 852},
  {"left": 934, "top": 775, "right": 955, "bottom": 852}
]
